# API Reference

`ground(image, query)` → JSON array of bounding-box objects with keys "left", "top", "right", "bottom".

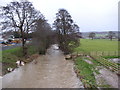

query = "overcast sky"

[{"left": 0, "top": 0, "right": 119, "bottom": 32}]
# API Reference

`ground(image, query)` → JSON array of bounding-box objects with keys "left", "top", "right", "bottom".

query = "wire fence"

[{"left": 73, "top": 51, "right": 119, "bottom": 57}]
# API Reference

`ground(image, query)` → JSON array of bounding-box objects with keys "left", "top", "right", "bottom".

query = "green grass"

[
  {"left": 74, "top": 39, "right": 118, "bottom": 53},
  {"left": 102, "top": 55, "right": 120, "bottom": 59},
  {"left": 2, "top": 46, "right": 37, "bottom": 58},
  {"left": 3, "top": 47, "right": 23, "bottom": 57}
]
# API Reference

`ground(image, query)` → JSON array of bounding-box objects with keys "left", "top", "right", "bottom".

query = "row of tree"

[
  {"left": 0, "top": 0, "right": 80, "bottom": 56},
  {"left": 88, "top": 31, "right": 117, "bottom": 40}
]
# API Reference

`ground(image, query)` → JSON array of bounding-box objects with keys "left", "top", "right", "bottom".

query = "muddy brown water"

[{"left": 2, "top": 44, "right": 83, "bottom": 88}]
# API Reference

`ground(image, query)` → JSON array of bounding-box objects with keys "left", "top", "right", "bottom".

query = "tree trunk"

[
  {"left": 110, "top": 37, "right": 112, "bottom": 41},
  {"left": 20, "top": 27, "right": 27, "bottom": 57}
]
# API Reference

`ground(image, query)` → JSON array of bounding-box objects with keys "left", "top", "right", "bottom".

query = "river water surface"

[{"left": 2, "top": 44, "right": 83, "bottom": 88}]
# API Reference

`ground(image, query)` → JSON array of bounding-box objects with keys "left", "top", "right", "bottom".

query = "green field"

[{"left": 75, "top": 39, "right": 118, "bottom": 53}]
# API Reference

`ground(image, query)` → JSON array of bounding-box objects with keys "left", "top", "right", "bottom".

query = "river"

[{"left": 2, "top": 44, "right": 83, "bottom": 88}]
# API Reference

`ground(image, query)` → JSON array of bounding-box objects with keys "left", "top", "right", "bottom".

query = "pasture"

[{"left": 74, "top": 39, "right": 119, "bottom": 55}]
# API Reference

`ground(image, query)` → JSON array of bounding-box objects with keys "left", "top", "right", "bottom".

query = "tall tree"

[
  {"left": 53, "top": 9, "right": 80, "bottom": 54},
  {"left": 108, "top": 31, "right": 116, "bottom": 41},
  {"left": 89, "top": 32, "right": 96, "bottom": 40},
  {"left": 0, "top": 0, "right": 44, "bottom": 56},
  {"left": 32, "top": 19, "right": 54, "bottom": 54}
]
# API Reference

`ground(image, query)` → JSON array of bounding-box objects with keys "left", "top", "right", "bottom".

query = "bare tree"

[
  {"left": 89, "top": 32, "right": 96, "bottom": 40},
  {"left": 53, "top": 9, "right": 80, "bottom": 54},
  {"left": 108, "top": 31, "right": 116, "bottom": 41},
  {"left": 0, "top": 0, "right": 44, "bottom": 56}
]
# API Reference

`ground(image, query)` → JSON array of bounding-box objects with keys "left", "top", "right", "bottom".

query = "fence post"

[{"left": 102, "top": 51, "right": 104, "bottom": 56}]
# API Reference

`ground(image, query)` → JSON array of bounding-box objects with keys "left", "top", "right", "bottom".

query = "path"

[{"left": 2, "top": 44, "right": 83, "bottom": 88}]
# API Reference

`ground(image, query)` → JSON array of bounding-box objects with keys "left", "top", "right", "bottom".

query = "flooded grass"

[
  {"left": 74, "top": 57, "right": 98, "bottom": 88},
  {"left": 1, "top": 46, "right": 38, "bottom": 75},
  {"left": 74, "top": 56, "right": 118, "bottom": 88}
]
